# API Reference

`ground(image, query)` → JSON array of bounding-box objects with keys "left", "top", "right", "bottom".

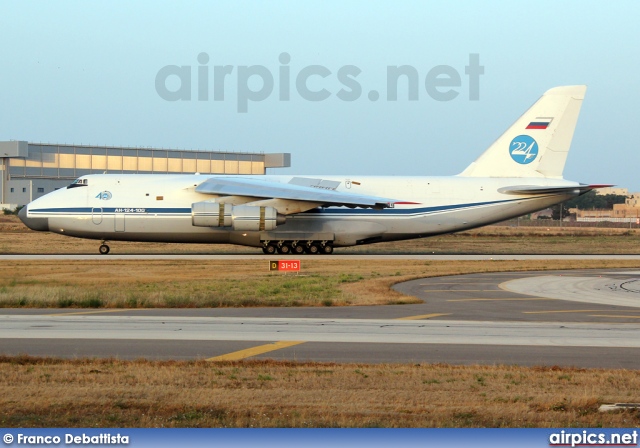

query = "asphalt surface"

[
  {"left": 1, "top": 265, "right": 640, "bottom": 368},
  {"left": 1, "top": 254, "right": 640, "bottom": 261}
]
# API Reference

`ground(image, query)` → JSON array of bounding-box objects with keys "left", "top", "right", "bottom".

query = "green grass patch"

[{"left": 0, "top": 273, "right": 358, "bottom": 308}]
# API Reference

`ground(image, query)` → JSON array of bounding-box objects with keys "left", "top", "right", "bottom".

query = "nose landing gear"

[{"left": 99, "top": 242, "right": 110, "bottom": 255}]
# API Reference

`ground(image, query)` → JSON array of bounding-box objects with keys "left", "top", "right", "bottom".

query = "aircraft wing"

[
  {"left": 195, "top": 177, "right": 398, "bottom": 209},
  {"left": 498, "top": 184, "right": 613, "bottom": 195}
]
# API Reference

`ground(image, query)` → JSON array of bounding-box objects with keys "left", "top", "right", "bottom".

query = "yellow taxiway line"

[
  {"left": 48, "top": 309, "right": 140, "bottom": 317},
  {"left": 395, "top": 313, "right": 451, "bottom": 320},
  {"left": 525, "top": 309, "right": 612, "bottom": 314},
  {"left": 207, "top": 341, "right": 306, "bottom": 361}
]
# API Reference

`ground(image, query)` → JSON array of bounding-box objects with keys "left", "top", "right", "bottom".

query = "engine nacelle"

[
  {"left": 192, "top": 202, "right": 285, "bottom": 231},
  {"left": 192, "top": 201, "right": 231, "bottom": 227},
  {"left": 231, "top": 205, "right": 283, "bottom": 231}
]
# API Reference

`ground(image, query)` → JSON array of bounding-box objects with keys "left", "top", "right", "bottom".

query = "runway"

[
  {"left": 1, "top": 254, "right": 640, "bottom": 261},
  {"left": 5, "top": 314, "right": 640, "bottom": 346},
  {"left": 1, "top": 264, "right": 640, "bottom": 368}
]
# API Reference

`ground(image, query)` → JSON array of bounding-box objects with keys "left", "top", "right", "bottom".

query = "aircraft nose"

[{"left": 18, "top": 205, "right": 49, "bottom": 232}]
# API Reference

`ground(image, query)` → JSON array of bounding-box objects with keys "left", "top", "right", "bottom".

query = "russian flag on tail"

[{"left": 526, "top": 117, "right": 553, "bottom": 129}]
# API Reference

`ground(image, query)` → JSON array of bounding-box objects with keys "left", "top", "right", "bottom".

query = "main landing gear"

[
  {"left": 99, "top": 242, "right": 110, "bottom": 255},
  {"left": 261, "top": 240, "right": 334, "bottom": 255}
]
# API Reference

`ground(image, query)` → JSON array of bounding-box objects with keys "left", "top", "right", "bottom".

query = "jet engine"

[{"left": 192, "top": 201, "right": 285, "bottom": 231}]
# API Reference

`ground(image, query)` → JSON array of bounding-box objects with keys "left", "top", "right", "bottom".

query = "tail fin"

[{"left": 459, "top": 85, "right": 586, "bottom": 178}]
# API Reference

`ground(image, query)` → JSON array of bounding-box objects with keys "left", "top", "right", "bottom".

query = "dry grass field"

[
  {"left": 2, "top": 216, "right": 640, "bottom": 428},
  {"left": 2, "top": 357, "right": 640, "bottom": 428},
  {"left": 0, "top": 258, "right": 639, "bottom": 308}
]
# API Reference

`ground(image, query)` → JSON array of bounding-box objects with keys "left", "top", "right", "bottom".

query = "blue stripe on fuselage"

[{"left": 30, "top": 207, "right": 192, "bottom": 214}]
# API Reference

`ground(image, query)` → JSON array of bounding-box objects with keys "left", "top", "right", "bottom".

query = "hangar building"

[{"left": 0, "top": 141, "right": 290, "bottom": 208}]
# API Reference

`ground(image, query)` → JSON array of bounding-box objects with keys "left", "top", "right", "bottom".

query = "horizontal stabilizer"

[
  {"left": 196, "top": 177, "right": 398, "bottom": 208},
  {"left": 498, "top": 184, "right": 612, "bottom": 195}
]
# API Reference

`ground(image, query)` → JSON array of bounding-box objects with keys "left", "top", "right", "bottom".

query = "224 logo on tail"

[{"left": 509, "top": 135, "right": 538, "bottom": 164}]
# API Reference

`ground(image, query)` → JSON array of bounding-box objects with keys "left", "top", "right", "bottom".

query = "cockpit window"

[{"left": 67, "top": 178, "right": 88, "bottom": 189}]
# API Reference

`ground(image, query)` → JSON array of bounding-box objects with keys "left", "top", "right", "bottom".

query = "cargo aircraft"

[{"left": 20, "top": 85, "right": 603, "bottom": 255}]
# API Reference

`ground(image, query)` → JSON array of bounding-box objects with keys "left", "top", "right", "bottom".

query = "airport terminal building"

[{"left": 0, "top": 141, "right": 290, "bottom": 208}]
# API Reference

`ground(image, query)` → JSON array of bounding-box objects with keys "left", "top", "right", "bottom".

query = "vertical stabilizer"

[{"left": 459, "top": 85, "right": 586, "bottom": 178}]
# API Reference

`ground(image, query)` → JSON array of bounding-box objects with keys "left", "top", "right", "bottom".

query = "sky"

[{"left": 1, "top": 1, "right": 639, "bottom": 192}]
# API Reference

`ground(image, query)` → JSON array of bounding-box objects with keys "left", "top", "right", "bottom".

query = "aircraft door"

[
  {"left": 91, "top": 208, "right": 103, "bottom": 225},
  {"left": 115, "top": 213, "right": 125, "bottom": 232}
]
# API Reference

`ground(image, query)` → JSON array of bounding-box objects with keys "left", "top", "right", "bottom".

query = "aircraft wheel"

[
  {"left": 292, "top": 244, "right": 305, "bottom": 255},
  {"left": 305, "top": 244, "right": 320, "bottom": 255},
  {"left": 277, "top": 244, "right": 291, "bottom": 255},
  {"left": 99, "top": 244, "right": 110, "bottom": 255},
  {"left": 321, "top": 244, "right": 334, "bottom": 254},
  {"left": 263, "top": 245, "right": 277, "bottom": 255}
]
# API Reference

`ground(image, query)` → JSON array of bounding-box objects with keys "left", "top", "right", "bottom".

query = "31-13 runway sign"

[{"left": 270, "top": 260, "right": 300, "bottom": 271}]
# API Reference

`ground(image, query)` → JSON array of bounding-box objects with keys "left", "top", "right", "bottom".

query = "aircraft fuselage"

[{"left": 21, "top": 173, "right": 580, "bottom": 248}]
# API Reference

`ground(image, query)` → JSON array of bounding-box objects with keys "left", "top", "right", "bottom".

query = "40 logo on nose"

[
  {"left": 95, "top": 191, "right": 113, "bottom": 200},
  {"left": 509, "top": 135, "right": 538, "bottom": 165}
]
